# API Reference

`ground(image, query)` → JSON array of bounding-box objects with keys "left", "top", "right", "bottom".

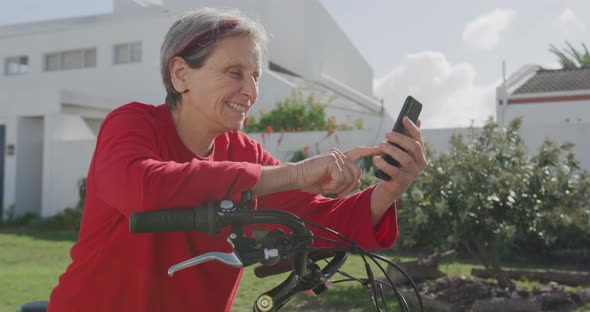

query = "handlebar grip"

[{"left": 129, "top": 205, "right": 216, "bottom": 234}]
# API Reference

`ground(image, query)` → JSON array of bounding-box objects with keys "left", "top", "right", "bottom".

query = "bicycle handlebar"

[
  {"left": 129, "top": 202, "right": 217, "bottom": 235},
  {"left": 129, "top": 197, "right": 314, "bottom": 283},
  {"left": 128, "top": 193, "right": 423, "bottom": 311}
]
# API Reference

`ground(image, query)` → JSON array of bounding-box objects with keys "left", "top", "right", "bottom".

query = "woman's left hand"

[{"left": 370, "top": 117, "right": 428, "bottom": 223}]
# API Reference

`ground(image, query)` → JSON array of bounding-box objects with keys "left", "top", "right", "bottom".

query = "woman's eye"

[{"left": 229, "top": 71, "right": 242, "bottom": 79}]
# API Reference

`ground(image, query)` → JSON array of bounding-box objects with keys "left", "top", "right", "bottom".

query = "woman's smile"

[{"left": 225, "top": 101, "right": 249, "bottom": 113}]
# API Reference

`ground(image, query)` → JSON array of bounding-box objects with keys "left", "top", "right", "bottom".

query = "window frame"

[
  {"left": 4, "top": 55, "right": 29, "bottom": 76},
  {"left": 43, "top": 47, "right": 97, "bottom": 72},
  {"left": 113, "top": 41, "right": 142, "bottom": 65}
]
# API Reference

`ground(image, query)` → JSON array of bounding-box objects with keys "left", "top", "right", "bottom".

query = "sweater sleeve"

[
  {"left": 91, "top": 106, "right": 262, "bottom": 216},
  {"left": 255, "top": 145, "right": 398, "bottom": 250}
]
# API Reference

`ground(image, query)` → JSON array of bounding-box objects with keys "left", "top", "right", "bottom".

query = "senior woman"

[{"left": 48, "top": 7, "right": 427, "bottom": 312}]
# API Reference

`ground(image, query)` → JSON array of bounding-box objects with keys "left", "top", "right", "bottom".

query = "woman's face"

[{"left": 181, "top": 35, "right": 261, "bottom": 133}]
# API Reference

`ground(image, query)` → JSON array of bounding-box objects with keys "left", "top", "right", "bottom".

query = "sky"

[{"left": 1, "top": 0, "right": 589, "bottom": 129}]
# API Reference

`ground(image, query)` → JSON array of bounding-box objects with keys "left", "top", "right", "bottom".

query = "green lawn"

[
  {"left": 1, "top": 227, "right": 588, "bottom": 312},
  {"left": 0, "top": 227, "right": 411, "bottom": 312},
  {"left": 0, "top": 228, "right": 76, "bottom": 312}
]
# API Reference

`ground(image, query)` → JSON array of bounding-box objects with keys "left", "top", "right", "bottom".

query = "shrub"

[
  {"left": 46, "top": 177, "right": 87, "bottom": 230},
  {"left": 244, "top": 91, "right": 360, "bottom": 133},
  {"left": 396, "top": 117, "right": 590, "bottom": 288}
]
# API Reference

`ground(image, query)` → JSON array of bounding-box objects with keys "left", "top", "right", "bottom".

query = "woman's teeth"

[{"left": 226, "top": 102, "right": 247, "bottom": 112}]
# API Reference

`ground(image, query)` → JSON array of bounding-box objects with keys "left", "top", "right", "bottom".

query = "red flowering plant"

[
  {"left": 243, "top": 91, "right": 360, "bottom": 133},
  {"left": 245, "top": 91, "right": 364, "bottom": 161}
]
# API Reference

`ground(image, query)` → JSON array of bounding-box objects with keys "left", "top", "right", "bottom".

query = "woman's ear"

[{"left": 169, "top": 56, "right": 190, "bottom": 93}]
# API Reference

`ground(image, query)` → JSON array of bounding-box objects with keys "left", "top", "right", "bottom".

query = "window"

[
  {"left": 5, "top": 56, "right": 29, "bottom": 75},
  {"left": 114, "top": 42, "right": 142, "bottom": 65},
  {"left": 44, "top": 48, "right": 97, "bottom": 71},
  {"left": 45, "top": 53, "right": 61, "bottom": 71}
]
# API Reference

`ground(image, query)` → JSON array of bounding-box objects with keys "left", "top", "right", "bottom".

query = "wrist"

[
  {"left": 253, "top": 162, "right": 299, "bottom": 197},
  {"left": 370, "top": 184, "right": 396, "bottom": 225}
]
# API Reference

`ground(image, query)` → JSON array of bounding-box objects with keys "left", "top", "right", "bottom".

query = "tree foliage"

[
  {"left": 549, "top": 41, "right": 590, "bottom": 69},
  {"left": 244, "top": 91, "right": 361, "bottom": 133},
  {"left": 397, "top": 118, "right": 590, "bottom": 288}
]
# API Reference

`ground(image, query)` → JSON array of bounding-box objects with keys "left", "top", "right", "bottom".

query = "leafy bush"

[
  {"left": 0, "top": 210, "right": 39, "bottom": 227},
  {"left": 244, "top": 91, "right": 361, "bottom": 133},
  {"left": 396, "top": 117, "right": 590, "bottom": 287},
  {"left": 46, "top": 177, "right": 86, "bottom": 230},
  {"left": 289, "top": 149, "right": 308, "bottom": 162}
]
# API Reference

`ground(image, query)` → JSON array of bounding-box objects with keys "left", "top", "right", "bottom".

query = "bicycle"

[{"left": 18, "top": 191, "right": 423, "bottom": 312}]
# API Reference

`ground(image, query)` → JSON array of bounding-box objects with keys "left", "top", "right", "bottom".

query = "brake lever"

[
  {"left": 168, "top": 225, "right": 282, "bottom": 277},
  {"left": 168, "top": 252, "right": 243, "bottom": 277}
]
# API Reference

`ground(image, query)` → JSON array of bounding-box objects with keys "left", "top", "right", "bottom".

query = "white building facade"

[
  {"left": 496, "top": 65, "right": 590, "bottom": 170},
  {"left": 421, "top": 66, "right": 590, "bottom": 170},
  {"left": 0, "top": 0, "right": 391, "bottom": 218}
]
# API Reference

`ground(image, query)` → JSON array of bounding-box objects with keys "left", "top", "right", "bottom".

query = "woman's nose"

[{"left": 241, "top": 76, "right": 258, "bottom": 104}]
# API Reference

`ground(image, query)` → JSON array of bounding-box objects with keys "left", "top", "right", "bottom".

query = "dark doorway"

[{"left": 0, "top": 125, "right": 5, "bottom": 220}]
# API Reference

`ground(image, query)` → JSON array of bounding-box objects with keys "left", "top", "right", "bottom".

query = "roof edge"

[{"left": 318, "top": 73, "right": 381, "bottom": 113}]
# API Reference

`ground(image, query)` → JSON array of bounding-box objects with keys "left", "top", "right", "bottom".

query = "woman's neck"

[{"left": 170, "top": 104, "right": 217, "bottom": 157}]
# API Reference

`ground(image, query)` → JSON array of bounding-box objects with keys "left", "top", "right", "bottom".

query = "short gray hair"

[{"left": 160, "top": 8, "right": 268, "bottom": 109}]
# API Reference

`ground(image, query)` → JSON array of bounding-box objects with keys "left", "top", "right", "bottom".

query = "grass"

[
  {"left": 0, "top": 227, "right": 77, "bottom": 312},
  {"left": 1, "top": 227, "right": 589, "bottom": 312},
  {"left": 234, "top": 253, "right": 417, "bottom": 311}
]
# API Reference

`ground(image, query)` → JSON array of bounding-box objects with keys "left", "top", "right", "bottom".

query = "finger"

[
  {"left": 332, "top": 149, "right": 356, "bottom": 194},
  {"left": 319, "top": 150, "right": 348, "bottom": 195},
  {"left": 380, "top": 138, "right": 426, "bottom": 177},
  {"left": 344, "top": 146, "right": 382, "bottom": 161},
  {"left": 337, "top": 148, "right": 362, "bottom": 180},
  {"left": 372, "top": 155, "right": 401, "bottom": 181},
  {"left": 379, "top": 141, "right": 414, "bottom": 170},
  {"left": 337, "top": 161, "right": 361, "bottom": 197},
  {"left": 387, "top": 127, "right": 426, "bottom": 165},
  {"left": 337, "top": 149, "right": 364, "bottom": 197},
  {"left": 411, "top": 118, "right": 427, "bottom": 157},
  {"left": 402, "top": 117, "right": 423, "bottom": 143}
]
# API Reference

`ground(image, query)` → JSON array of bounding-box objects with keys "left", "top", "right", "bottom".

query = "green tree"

[
  {"left": 397, "top": 118, "right": 590, "bottom": 289},
  {"left": 243, "top": 90, "right": 360, "bottom": 133},
  {"left": 549, "top": 41, "right": 590, "bottom": 69}
]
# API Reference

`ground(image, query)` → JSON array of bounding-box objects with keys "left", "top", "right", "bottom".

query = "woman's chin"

[{"left": 224, "top": 121, "right": 245, "bottom": 132}]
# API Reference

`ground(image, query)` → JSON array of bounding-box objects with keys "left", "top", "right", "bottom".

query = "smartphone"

[{"left": 375, "top": 96, "right": 423, "bottom": 181}]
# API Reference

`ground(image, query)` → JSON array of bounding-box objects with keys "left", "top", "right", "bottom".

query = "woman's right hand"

[{"left": 294, "top": 147, "right": 381, "bottom": 198}]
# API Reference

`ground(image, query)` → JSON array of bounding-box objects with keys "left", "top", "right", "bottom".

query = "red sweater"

[{"left": 48, "top": 103, "right": 398, "bottom": 312}]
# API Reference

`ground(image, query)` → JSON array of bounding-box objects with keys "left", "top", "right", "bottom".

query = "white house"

[
  {"left": 422, "top": 65, "right": 590, "bottom": 171},
  {"left": 496, "top": 65, "right": 590, "bottom": 168},
  {"left": 0, "top": 0, "right": 392, "bottom": 218},
  {"left": 423, "top": 65, "right": 590, "bottom": 171}
]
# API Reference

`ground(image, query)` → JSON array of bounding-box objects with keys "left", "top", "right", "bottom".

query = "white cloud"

[
  {"left": 462, "top": 9, "right": 516, "bottom": 50},
  {"left": 558, "top": 8, "right": 586, "bottom": 36},
  {"left": 374, "top": 51, "right": 498, "bottom": 129}
]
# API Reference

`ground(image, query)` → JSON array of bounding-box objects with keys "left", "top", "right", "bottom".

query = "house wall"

[
  {"left": 0, "top": 0, "right": 378, "bottom": 116},
  {"left": 520, "top": 123, "right": 590, "bottom": 170},
  {"left": 422, "top": 122, "right": 590, "bottom": 174},
  {"left": 0, "top": 87, "right": 61, "bottom": 215},
  {"left": 501, "top": 99, "right": 590, "bottom": 126},
  {"left": 265, "top": 0, "right": 373, "bottom": 95},
  {"left": 149, "top": 0, "right": 375, "bottom": 96},
  {"left": 248, "top": 129, "right": 382, "bottom": 162},
  {"left": 41, "top": 113, "right": 97, "bottom": 217},
  {"left": 421, "top": 127, "right": 471, "bottom": 155},
  {"left": 43, "top": 139, "right": 95, "bottom": 217},
  {"left": 0, "top": 16, "right": 169, "bottom": 107},
  {"left": 0, "top": 0, "right": 384, "bottom": 217}
]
